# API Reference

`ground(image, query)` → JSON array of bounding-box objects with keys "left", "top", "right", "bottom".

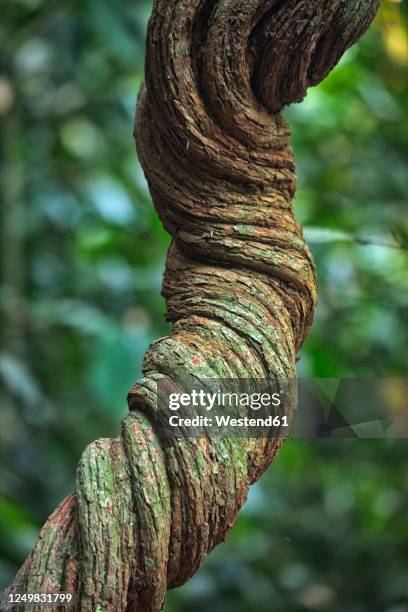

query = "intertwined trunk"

[{"left": 8, "top": 1, "right": 379, "bottom": 610}]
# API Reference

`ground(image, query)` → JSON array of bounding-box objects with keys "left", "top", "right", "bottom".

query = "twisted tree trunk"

[{"left": 7, "top": 1, "right": 379, "bottom": 610}]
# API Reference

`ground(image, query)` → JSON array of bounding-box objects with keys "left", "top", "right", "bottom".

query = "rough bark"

[{"left": 7, "top": 1, "right": 379, "bottom": 610}]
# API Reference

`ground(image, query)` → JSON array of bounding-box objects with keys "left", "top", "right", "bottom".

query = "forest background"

[{"left": 0, "top": 1, "right": 407, "bottom": 610}]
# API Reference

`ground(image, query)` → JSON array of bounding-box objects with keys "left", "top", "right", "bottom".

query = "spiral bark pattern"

[{"left": 8, "top": 1, "right": 379, "bottom": 611}]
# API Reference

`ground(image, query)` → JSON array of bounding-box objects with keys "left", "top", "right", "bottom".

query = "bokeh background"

[{"left": 0, "top": 1, "right": 407, "bottom": 610}]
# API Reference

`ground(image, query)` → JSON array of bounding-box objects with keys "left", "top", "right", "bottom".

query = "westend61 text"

[{"left": 168, "top": 415, "right": 289, "bottom": 428}]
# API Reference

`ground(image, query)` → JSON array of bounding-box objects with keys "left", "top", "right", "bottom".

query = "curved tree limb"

[{"left": 7, "top": 1, "right": 379, "bottom": 610}]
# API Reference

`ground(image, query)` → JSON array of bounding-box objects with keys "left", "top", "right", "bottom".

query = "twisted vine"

[{"left": 8, "top": 1, "right": 379, "bottom": 610}]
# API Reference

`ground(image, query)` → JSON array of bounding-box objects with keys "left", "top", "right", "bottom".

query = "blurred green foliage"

[{"left": 0, "top": 1, "right": 407, "bottom": 610}]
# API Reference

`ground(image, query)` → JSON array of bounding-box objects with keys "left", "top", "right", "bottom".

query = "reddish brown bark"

[{"left": 6, "top": 1, "right": 379, "bottom": 610}]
